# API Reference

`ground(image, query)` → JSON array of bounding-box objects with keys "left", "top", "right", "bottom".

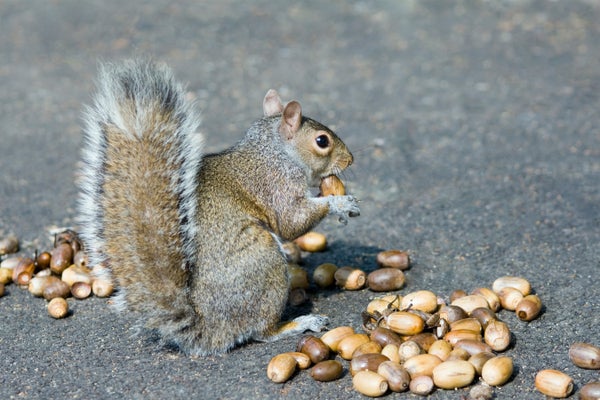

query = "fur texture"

[{"left": 78, "top": 60, "right": 358, "bottom": 355}]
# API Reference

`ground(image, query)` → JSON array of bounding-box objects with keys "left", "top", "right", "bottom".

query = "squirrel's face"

[
  {"left": 274, "top": 96, "right": 353, "bottom": 187},
  {"left": 291, "top": 119, "right": 353, "bottom": 187}
]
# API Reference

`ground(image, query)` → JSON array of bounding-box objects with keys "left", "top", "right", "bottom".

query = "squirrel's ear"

[
  {"left": 263, "top": 89, "right": 284, "bottom": 117},
  {"left": 280, "top": 101, "right": 302, "bottom": 140}
]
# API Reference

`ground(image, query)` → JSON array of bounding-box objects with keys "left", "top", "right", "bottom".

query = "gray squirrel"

[{"left": 78, "top": 59, "right": 360, "bottom": 355}]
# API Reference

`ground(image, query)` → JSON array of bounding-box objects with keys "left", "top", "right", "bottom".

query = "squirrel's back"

[{"left": 78, "top": 60, "right": 203, "bottom": 329}]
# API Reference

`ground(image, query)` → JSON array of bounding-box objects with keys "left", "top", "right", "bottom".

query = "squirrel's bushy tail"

[{"left": 78, "top": 60, "right": 204, "bottom": 346}]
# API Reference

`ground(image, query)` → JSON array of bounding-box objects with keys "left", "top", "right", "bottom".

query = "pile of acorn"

[
  {"left": 267, "top": 266, "right": 600, "bottom": 398},
  {"left": 0, "top": 230, "right": 113, "bottom": 318}
]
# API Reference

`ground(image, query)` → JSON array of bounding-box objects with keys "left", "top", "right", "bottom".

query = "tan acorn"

[
  {"left": 320, "top": 175, "right": 346, "bottom": 196},
  {"left": 294, "top": 232, "right": 327, "bottom": 252},
  {"left": 432, "top": 360, "right": 475, "bottom": 389},
  {"left": 534, "top": 369, "right": 573, "bottom": 398},
  {"left": 481, "top": 356, "right": 513, "bottom": 386},
  {"left": 267, "top": 353, "right": 297, "bottom": 383},
  {"left": 47, "top": 297, "right": 69, "bottom": 319},
  {"left": 352, "top": 370, "right": 388, "bottom": 397},
  {"left": 320, "top": 326, "right": 355, "bottom": 352}
]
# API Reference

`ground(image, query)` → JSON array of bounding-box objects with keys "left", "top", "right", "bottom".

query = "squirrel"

[{"left": 77, "top": 59, "right": 360, "bottom": 355}]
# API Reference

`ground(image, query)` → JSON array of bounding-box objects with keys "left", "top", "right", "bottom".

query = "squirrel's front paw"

[{"left": 328, "top": 195, "right": 360, "bottom": 223}]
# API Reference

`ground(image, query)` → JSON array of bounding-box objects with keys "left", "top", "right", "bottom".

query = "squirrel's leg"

[{"left": 256, "top": 315, "right": 330, "bottom": 342}]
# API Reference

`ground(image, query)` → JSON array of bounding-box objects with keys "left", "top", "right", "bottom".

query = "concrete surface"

[{"left": 1, "top": 1, "right": 598, "bottom": 399}]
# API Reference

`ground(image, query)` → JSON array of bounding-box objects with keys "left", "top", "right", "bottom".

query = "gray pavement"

[{"left": 1, "top": 1, "right": 599, "bottom": 399}]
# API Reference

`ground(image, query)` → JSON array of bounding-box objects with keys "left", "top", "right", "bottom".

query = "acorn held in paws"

[{"left": 320, "top": 175, "right": 346, "bottom": 196}]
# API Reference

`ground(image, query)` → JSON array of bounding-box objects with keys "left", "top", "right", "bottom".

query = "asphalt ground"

[{"left": 0, "top": 1, "right": 599, "bottom": 399}]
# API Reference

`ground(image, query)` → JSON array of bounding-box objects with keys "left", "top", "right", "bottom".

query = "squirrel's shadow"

[{"left": 283, "top": 242, "right": 385, "bottom": 320}]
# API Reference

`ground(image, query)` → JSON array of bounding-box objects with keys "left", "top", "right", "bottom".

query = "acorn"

[
  {"left": 284, "top": 352, "right": 311, "bottom": 369},
  {"left": 398, "top": 340, "right": 422, "bottom": 362},
  {"left": 352, "top": 370, "right": 388, "bottom": 397},
  {"left": 367, "top": 295, "right": 402, "bottom": 315},
  {"left": 350, "top": 353, "right": 390, "bottom": 376},
  {"left": 446, "top": 348, "right": 471, "bottom": 362},
  {"left": 320, "top": 175, "right": 346, "bottom": 196},
  {"left": 297, "top": 335, "right": 329, "bottom": 364},
  {"left": 449, "top": 289, "right": 468, "bottom": 303},
  {"left": 334, "top": 266, "right": 366, "bottom": 290},
  {"left": 376, "top": 249, "right": 410, "bottom": 270},
  {"left": 468, "top": 351, "right": 496, "bottom": 376},
  {"left": 288, "top": 265, "right": 309, "bottom": 290},
  {"left": 0, "top": 235, "right": 19, "bottom": 255},
  {"left": 43, "top": 279, "right": 71, "bottom": 300},
  {"left": 492, "top": 276, "right": 531, "bottom": 296},
  {"left": 0, "top": 257, "right": 21, "bottom": 270},
  {"left": 377, "top": 361, "right": 410, "bottom": 392},
  {"left": 73, "top": 251, "right": 90, "bottom": 269},
  {"left": 12, "top": 257, "right": 35, "bottom": 285},
  {"left": 403, "top": 354, "right": 442, "bottom": 378},
  {"left": 432, "top": 360, "right": 475, "bottom": 389},
  {"left": 47, "top": 297, "right": 69, "bottom": 319},
  {"left": 409, "top": 375, "right": 435, "bottom": 395},
  {"left": 497, "top": 287, "right": 523, "bottom": 311},
  {"left": 61, "top": 264, "right": 93, "bottom": 287},
  {"left": 534, "top": 369, "right": 573, "bottom": 398},
  {"left": 568, "top": 342, "right": 600, "bottom": 370},
  {"left": 451, "top": 295, "right": 490, "bottom": 314},
  {"left": 320, "top": 326, "right": 355, "bottom": 352},
  {"left": 352, "top": 341, "right": 382, "bottom": 358},
  {"left": 428, "top": 339, "right": 453, "bottom": 362},
  {"left": 369, "top": 327, "right": 403, "bottom": 348},
  {"left": 443, "top": 329, "right": 482, "bottom": 347},
  {"left": 470, "top": 307, "right": 497, "bottom": 329},
  {"left": 450, "top": 318, "right": 482, "bottom": 333},
  {"left": 453, "top": 339, "right": 492, "bottom": 356},
  {"left": 312, "top": 263, "right": 338, "bottom": 288},
  {"left": 29, "top": 275, "right": 62, "bottom": 297},
  {"left": 267, "top": 353, "right": 297, "bottom": 383},
  {"left": 337, "top": 333, "right": 371, "bottom": 360},
  {"left": 288, "top": 288, "right": 308, "bottom": 306},
  {"left": 0, "top": 267, "right": 12, "bottom": 284},
  {"left": 481, "top": 356, "right": 513, "bottom": 386},
  {"left": 71, "top": 282, "right": 92, "bottom": 299},
  {"left": 471, "top": 287, "right": 501, "bottom": 312},
  {"left": 367, "top": 268, "right": 405, "bottom": 292},
  {"left": 36, "top": 251, "right": 52, "bottom": 270},
  {"left": 484, "top": 319, "right": 511, "bottom": 352},
  {"left": 381, "top": 344, "right": 401, "bottom": 363},
  {"left": 579, "top": 381, "right": 600, "bottom": 400},
  {"left": 401, "top": 290, "right": 439, "bottom": 313},
  {"left": 310, "top": 360, "right": 343, "bottom": 382},
  {"left": 438, "top": 305, "right": 468, "bottom": 324},
  {"left": 294, "top": 232, "right": 327, "bottom": 252},
  {"left": 515, "top": 294, "right": 542, "bottom": 321},
  {"left": 406, "top": 333, "right": 437, "bottom": 352},
  {"left": 386, "top": 311, "right": 425, "bottom": 336},
  {"left": 50, "top": 243, "right": 74, "bottom": 274},
  {"left": 92, "top": 278, "right": 114, "bottom": 298}
]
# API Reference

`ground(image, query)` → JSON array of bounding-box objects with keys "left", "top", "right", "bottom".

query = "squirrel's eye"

[{"left": 315, "top": 135, "right": 330, "bottom": 149}]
